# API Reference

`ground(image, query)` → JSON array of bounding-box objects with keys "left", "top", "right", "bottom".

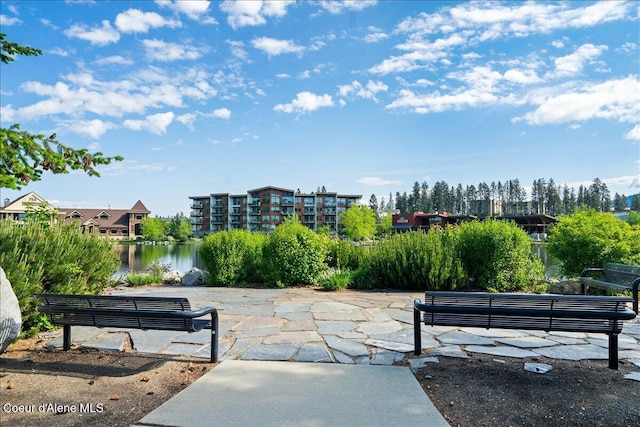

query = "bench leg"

[
  {"left": 414, "top": 307, "right": 421, "bottom": 356},
  {"left": 608, "top": 334, "right": 618, "bottom": 370},
  {"left": 63, "top": 325, "right": 71, "bottom": 351},
  {"left": 210, "top": 311, "right": 219, "bottom": 363}
]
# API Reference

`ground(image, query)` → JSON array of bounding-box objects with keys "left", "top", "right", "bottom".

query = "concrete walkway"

[{"left": 42, "top": 286, "right": 640, "bottom": 426}]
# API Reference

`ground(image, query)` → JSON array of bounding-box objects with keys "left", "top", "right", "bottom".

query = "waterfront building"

[
  {"left": 190, "top": 186, "right": 361, "bottom": 236},
  {"left": 0, "top": 192, "right": 150, "bottom": 239}
]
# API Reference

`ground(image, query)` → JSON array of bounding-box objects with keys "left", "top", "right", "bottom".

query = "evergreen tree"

[
  {"left": 368, "top": 194, "right": 378, "bottom": 212},
  {"left": 613, "top": 193, "right": 628, "bottom": 211}
]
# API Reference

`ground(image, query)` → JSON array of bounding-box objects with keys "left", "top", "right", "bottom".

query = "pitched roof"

[
  {"left": 60, "top": 208, "right": 131, "bottom": 229},
  {"left": 130, "top": 200, "right": 150, "bottom": 213}
]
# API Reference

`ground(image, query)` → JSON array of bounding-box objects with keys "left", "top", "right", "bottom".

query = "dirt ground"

[{"left": 1, "top": 337, "right": 639, "bottom": 427}]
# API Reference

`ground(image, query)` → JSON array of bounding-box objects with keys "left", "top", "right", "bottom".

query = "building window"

[
  {"left": 271, "top": 193, "right": 280, "bottom": 205},
  {"left": 111, "top": 230, "right": 118, "bottom": 234},
  {"left": 136, "top": 215, "right": 143, "bottom": 220},
  {"left": 271, "top": 206, "right": 280, "bottom": 212},
  {"left": 100, "top": 229, "right": 107, "bottom": 234}
]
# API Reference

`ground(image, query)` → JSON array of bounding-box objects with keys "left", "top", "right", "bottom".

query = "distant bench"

[
  {"left": 580, "top": 263, "right": 640, "bottom": 314},
  {"left": 35, "top": 294, "right": 219, "bottom": 362},
  {"left": 414, "top": 291, "right": 636, "bottom": 369}
]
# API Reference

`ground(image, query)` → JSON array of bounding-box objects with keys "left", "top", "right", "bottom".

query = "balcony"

[{"left": 190, "top": 204, "right": 203, "bottom": 209}]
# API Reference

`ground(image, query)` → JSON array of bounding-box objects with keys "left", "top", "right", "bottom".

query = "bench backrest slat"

[
  {"left": 602, "top": 263, "right": 640, "bottom": 286},
  {"left": 36, "top": 294, "right": 196, "bottom": 331},
  {"left": 422, "top": 291, "right": 634, "bottom": 334}
]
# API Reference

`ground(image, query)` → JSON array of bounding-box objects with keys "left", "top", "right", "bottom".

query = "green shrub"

[
  {"left": 200, "top": 229, "right": 265, "bottom": 286},
  {"left": 326, "top": 239, "right": 370, "bottom": 270},
  {"left": 354, "top": 229, "right": 465, "bottom": 290},
  {"left": 125, "top": 273, "right": 163, "bottom": 286},
  {"left": 547, "top": 210, "right": 640, "bottom": 277},
  {"left": 457, "top": 219, "right": 544, "bottom": 292},
  {"left": 318, "top": 269, "right": 353, "bottom": 291},
  {"left": 0, "top": 219, "right": 120, "bottom": 335},
  {"left": 262, "top": 217, "right": 328, "bottom": 287}
]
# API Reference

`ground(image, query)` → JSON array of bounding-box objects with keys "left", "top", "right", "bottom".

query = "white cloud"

[
  {"left": 363, "top": 26, "right": 389, "bottom": 43},
  {"left": 48, "top": 47, "right": 70, "bottom": 57},
  {"left": 95, "top": 55, "right": 133, "bottom": 66},
  {"left": 177, "top": 113, "right": 197, "bottom": 131},
  {"left": 319, "top": 0, "right": 377, "bottom": 15},
  {"left": 0, "top": 14, "right": 22, "bottom": 25},
  {"left": 213, "top": 108, "right": 232, "bottom": 119},
  {"left": 369, "top": 34, "right": 466, "bottom": 75},
  {"left": 251, "top": 37, "right": 304, "bottom": 57},
  {"left": 115, "top": 9, "right": 180, "bottom": 33},
  {"left": 503, "top": 69, "right": 542, "bottom": 85},
  {"left": 220, "top": 0, "right": 294, "bottom": 29},
  {"left": 374, "top": 1, "right": 632, "bottom": 78},
  {"left": 276, "top": 73, "right": 291, "bottom": 79},
  {"left": 395, "top": 1, "right": 631, "bottom": 40},
  {"left": 617, "top": 42, "right": 637, "bottom": 54},
  {"left": 227, "top": 40, "right": 248, "bottom": 60},
  {"left": 274, "top": 91, "right": 334, "bottom": 114},
  {"left": 101, "top": 160, "right": 164, "bottom": 176},
  {"left": 625, "top": 125, "right": 640, "bottom": 141},
  {"left": 155, "top": 0, "right": 215, "bottom": 22},
  {"left": 68, "top": 119, "right": 116, "bottom": 139},
  {"left": 123, "top": 112, "right": 175, "bottom": 135},
  {"left": 356, "top": 177, "right": 402, "bottom": 186},
  {"left": 552, "top": 40, "right": 565, "bottom": 49},
  {"left": 551, "top": 44, "right": 608, "bottom": 77},
  {"left": 338, "top": 80, "right": 388, "bottom": 102},
  {"left": 65, "top": 20, "right": 120, "bottom": 46},
  {"left": 519, "top": 76, "right": 640, "bottom": 126},
  {"left": 142, "top": 39, "right": 203, "bottom": 62},
  {"left": 6, "top": 67, "right": 216, "bottom": 123}
]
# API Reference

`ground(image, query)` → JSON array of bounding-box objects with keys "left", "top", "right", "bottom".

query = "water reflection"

[
  {"left": 113, "top": 244, "right": 202, "bottom": 277},
  {"left": 531, "top": 244, "right": 562, "bottom": 278}
]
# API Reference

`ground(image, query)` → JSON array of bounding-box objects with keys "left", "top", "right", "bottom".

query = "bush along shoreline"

[{"left": 198, "top": 216, "right": 547, "bottom": 293}]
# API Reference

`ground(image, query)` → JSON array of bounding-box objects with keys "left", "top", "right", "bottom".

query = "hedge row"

[{"left": 200, "top": 217, "right": 545, "bottom": 292}]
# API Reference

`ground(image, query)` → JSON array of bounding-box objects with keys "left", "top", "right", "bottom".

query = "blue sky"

[{"left": 1, "top": 0, "right": 639, "bottom": 217}]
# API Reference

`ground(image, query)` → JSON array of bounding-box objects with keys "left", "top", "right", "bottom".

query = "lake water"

[
  {"left": 114, "top": 242, "right": 561, "bottom": 279},
  {"left": 113, "top": 243, "right": 203, "bottom": 277}
]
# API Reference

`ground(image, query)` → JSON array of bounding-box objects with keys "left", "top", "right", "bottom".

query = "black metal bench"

[
  {"left": 35, "top": 294, "right": 219, "bottom": 362},
  {"left": 580, "top": 263, "right": 640, "bottom": 314},
  {"left": 414, "top": 291, "right": 636, "bottom": 369}
]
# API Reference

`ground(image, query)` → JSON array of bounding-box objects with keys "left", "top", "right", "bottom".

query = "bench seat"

[
  {"left": 414, "top": 291, "right": 636, "bottom": 369},
  {"left": 36, "top": 293, "right": 219, "bottom": 362}
]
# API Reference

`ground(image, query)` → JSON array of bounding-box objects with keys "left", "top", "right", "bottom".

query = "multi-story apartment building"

[{"left": 189, "top": 186, "right": 361, "bottom": 236}]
